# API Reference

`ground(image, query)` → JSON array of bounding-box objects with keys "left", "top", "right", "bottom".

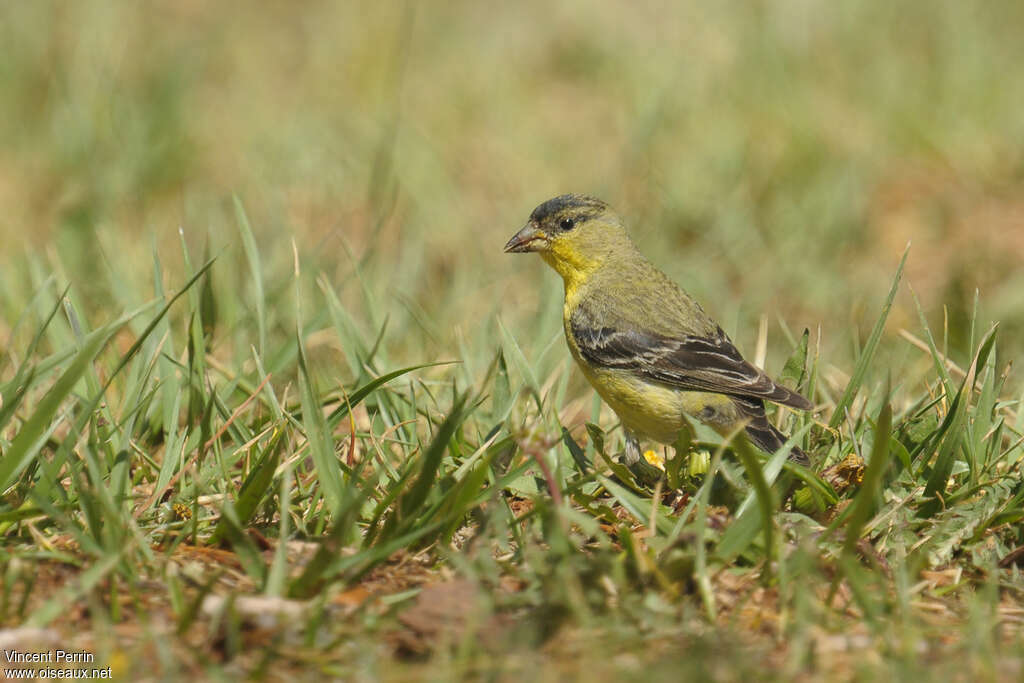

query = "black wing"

[{"left": 571, "top": 318, "right": 812, "bottom": 410}]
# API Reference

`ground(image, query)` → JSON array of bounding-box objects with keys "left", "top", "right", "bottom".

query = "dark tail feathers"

[{"left": 733, "top": 396, "right": 809, "bottom": 465}]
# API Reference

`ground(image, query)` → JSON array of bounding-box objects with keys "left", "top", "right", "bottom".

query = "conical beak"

[{"left": 503, "top": 221, "right": 548, "bottom": 253}]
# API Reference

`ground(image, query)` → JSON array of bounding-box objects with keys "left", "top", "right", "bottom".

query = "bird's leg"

[{"left": 623, "top": 432, "right": 642, "bottom": 465}]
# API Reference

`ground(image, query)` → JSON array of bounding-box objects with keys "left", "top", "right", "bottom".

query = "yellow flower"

[{"left": 643, "top": 449, "right": 665, "bottom": 470}]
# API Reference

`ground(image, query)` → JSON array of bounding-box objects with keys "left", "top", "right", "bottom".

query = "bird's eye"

[{"left": 559, "top": 217, "right": 575, "bottom": 231}]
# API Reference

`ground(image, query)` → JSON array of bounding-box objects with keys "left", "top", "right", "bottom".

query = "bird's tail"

[
  {"left": 733, "top": 396, "right": 809, "bottom": 465},
  {"left": 743, "top": 415, "right": 809, "bottom": 465}
]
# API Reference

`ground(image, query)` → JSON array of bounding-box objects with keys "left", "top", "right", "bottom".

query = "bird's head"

[{"left": 504, "top": 194, "right": 634, "bottom": 282}]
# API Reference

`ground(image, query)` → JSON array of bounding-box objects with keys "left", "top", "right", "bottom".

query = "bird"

[{"left": 503, "top": 193, "right": 813, "bottom": 466}]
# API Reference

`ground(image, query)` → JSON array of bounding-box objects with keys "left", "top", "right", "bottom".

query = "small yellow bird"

[{"left": 504, "top": 194, "right": 812, "bottom": 465}]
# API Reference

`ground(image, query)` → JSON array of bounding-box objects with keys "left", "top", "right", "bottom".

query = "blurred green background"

[{"left": 3, "top": 0, "right": 1023, "bottom": 387}]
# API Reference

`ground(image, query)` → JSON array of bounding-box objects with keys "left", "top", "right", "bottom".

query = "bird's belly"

[{"left": 580, "top": 366, "right": 735, "bottom": 444}]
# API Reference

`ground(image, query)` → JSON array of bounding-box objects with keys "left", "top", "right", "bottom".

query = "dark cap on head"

[{"left": 529, "top": 194, "right": 608, "bottom": 223}]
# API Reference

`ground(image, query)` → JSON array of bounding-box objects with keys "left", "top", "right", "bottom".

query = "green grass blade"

[
  {"left": 919, "top": 326, "right": 997, "bottom": 518},
  {"left": 399, "top": 393, "right": 470, "bottom": 520},
  {"left": 828, "top": 246, "right": 908, "bottom": 430},
  {"left": 715, "top": 502, "right": 762, "bottom": 564},
  {"left": 288, "top": 488, "right": 369, "bottom": 599},
  {"left": 325, "top": 361, "right": 454, "bottom": 425},
  {"left": 211, "top": 427, "right": 286, "bottom": 543},
  {"left": 217, "top": 501, "right": 269, "bottom": 587},
  {"left": 0, "top": 276, "right": 59, "bottom": 376},
  {"left": 234, "top": 195, "right": 267, "bottom": 357},
  {"left": 910, "top": 287, "right": 955, "bottom": 400},
  {"left": 841, "top": 401, "right": 893, "bottom": 558},
  {"left": 497, "top": 317, "right": 542, "bottom": 412},
  {"left": 0, "top": 366, "right": 36, "bottom": 435},
  {"left": 732, "top": 434, "right": 777, "bottom": 578},
  {"left": 780, "top": 327, "right": 810, "bottom": 390},
  {"left": 265, "top": 463, "right": 293, "bottom": 597},
  {"left": 598, "top": 475, "right": 673, "bottom": 536},
  {"left": 0, "top": 283, "right": 69, "bottom": 415},
  {"left": 296, "top": 329, "right": 346, "bottom": 514},
  {"left": 0, "top": 318, "right": 126, "bottom": 492}
]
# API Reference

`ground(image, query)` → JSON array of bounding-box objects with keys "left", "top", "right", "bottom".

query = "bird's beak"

[{"left": 503, "top": 221, "right": 548, "bottom": 253}]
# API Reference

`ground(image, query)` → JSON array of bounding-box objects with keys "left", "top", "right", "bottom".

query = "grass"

[
  {"left": 2, "top": 212, "right": 1022, "bottom": 681},
  {"left": 2, "top": 1, "right": 1024, "bottom": 681}
]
